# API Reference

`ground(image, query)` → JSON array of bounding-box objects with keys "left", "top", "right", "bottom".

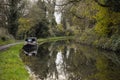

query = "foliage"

[
  {"left": 17, "top": 0, "right": 57, "bottom": 38},
  {"left": 79, "top": 28, "right": 120, "bottom": 52},
  {"left": 28, "top": 19, "right": 49, "bottom": 38},
  {"left": 53, "top": 24, "right": 75, "bottom": 36},
  {"left": 95, "top": 0, "right": 120, "bottom": 12},
  {"left": 0, "top": 28, "right": 14, "bottom": 45},
  {"left": 17, "top": 18, "right": 31, "bottom": 39},
  {"left": 0, "top": 0, "right": 27, "bottom": 38},
  {"left": 58, "top": 0, "right": 120, "bottom": 51},
  {"left": 111, "top": 35, "right": 120, "bottom": 52},
  {"left": 94, "top": 5, "right": 120, "bottom": 37},
  {"left": 7, "top": 0, "right": 25, "bottom": 38}
]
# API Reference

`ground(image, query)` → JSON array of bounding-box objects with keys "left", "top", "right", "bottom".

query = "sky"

[{"left": 54, "top": 12, "right": 61, "bottom": 24}]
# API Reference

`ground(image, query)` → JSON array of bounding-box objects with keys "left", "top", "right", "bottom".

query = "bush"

[
  {"left": 80, "top": 28, "right": 99, "bottom": 45},
  {"left": 79, "top": 28, "right": 120, "bottom": 52},
  {"left": 111, "top": 35, "right": 120, "bottom": 51}
]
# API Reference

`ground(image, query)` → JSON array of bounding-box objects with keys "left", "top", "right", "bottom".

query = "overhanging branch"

[
  {"left": 94, "top": 0, "right": 110, "bottom": 7},
  {"left": 0, "top": 4, "right": 11, "bottom": 6},
  {"left": 71, "top": 12, "right": 85, "bottom": 19},
  {"left": 56, "top": 0, "right": 81, "bottom": 6}
]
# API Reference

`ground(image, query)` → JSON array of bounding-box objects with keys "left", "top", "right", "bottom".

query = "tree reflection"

[{"left": 20, "top": 41, "right": 120, "bottom": 80}]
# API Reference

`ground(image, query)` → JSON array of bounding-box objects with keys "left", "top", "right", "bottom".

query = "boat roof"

[{"left": 25, "top": 37, "right": 37, "bottom": 41}]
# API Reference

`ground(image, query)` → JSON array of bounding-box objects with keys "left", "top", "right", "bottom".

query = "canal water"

[{"left": 20, "top": 41, "right": 120, "bottom": 80}]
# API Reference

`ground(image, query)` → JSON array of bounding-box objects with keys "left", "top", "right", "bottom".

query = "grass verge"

[
  {"left": 38, "top": 36, "right": 75, "bottom": 43},
  {"left": 0, "top": 39, "right": 15, "bottom": 46},
  {"left": 0, "top": 44, "right": 29, "bottom": 80}
]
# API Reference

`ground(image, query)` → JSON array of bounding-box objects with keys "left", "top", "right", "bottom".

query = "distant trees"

[
  {"left": 0, "top": 0, "right": 25, "bottom": 38},
  {"left": 56, "top": 0, "right": 93, "bottom": 35},
  {"left": 44, "top": 0, "right": 57, "bottom": 36},
  {"left": 19, "top": 0, "right": 56, "bottom": 38},
  {"left": 8, "top": 0, "right": 25, "bottom": 37},
  {"left": 27, "top": 0, "right": 50, "bottom": 38},
  {"left": 28, "top": 19, "right": 49, "bottom": 38}
]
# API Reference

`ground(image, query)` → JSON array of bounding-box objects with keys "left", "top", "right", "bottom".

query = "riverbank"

[
  {"left": 0, "top": 44, "right": 29, "bottom": 80},
  {"left": 79, "top": 29, "right": 120, "bottom": 53},
  {"left": 37, "top": 36, "right": 74, "bottom": 43}
]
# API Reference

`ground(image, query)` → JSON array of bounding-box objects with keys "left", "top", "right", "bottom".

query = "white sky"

[
  {"left": 54, "top": 12, "right": 61, "bottom": 24},
  {"left": 55, "top": 0, "right": 62, "bottom": 24}
]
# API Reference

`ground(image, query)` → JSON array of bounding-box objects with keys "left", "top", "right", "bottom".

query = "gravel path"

[{"left": 0, "top": 42, "right": 23, "bottom": 51}]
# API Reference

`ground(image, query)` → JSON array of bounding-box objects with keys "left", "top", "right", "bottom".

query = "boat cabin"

[{"left": 25, "top": 37, "right": 37, "bottom": 44}]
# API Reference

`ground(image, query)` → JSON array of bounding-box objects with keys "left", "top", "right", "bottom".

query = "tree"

[
  {"left": 0, "top": 0, "right": 8, "bottom": 28},
  {"left": 27, "top": 0, "right": 57, "bottom": 37},
  {"left": 28, "top": 19, "right": 49, "bottom": 38},
  {"left": 7, "top": 0, "right": 25, "bottom": 38},
  {"left": 17, "top": 17, "right": 31, "bottom": 39},
  {"left": 56, "top": 0, "right": 95, "bottom": 35},
  {"left": 44, "top": 0, "right": 57, "bottom": 36},
  {"left": 19, "top": 0, "right": 50, "bottom": 38},
  {"left": 94, "top": 0, "right": 120, "bottom": 12}
]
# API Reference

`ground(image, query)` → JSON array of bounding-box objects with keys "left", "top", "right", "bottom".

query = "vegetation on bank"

[
  {"left": 37, "top": 36, "right": 75, "bottom": 43},
  {"left": 79, "top": 29, "right": 120, "bottom": 52},
  {"left": 0, "top": 28, "right": 15, "bottom": 45},
  {"left": 0, "top": 44, "right": 29, "bottom": 80},
  {"left": 0, "top": 39, "right": 14, "bottom": 45}
]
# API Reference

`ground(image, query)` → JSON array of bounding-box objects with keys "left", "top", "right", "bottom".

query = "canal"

[{"left": 20, "top": 41, "right": 120, "bottom": 80}]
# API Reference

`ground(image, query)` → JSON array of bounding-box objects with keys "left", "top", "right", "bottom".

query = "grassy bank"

[
  {"left": 0, "top": 39, "right": 15, "bottom": 46},
  {"left": 0, "top": 44, "right": 29, "bottom": 80},
  {"left": 38, "top": 36, "right": 75, "bottom": 43}
]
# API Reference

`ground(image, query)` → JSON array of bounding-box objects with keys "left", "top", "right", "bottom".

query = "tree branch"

[
  {"left": 56, "top": 0, "right": 81, "bottom": 6},
  {"left": 94, "top": 0, "right": 110, "bottom": 7},
  {"left": 71, "top": 12, "right": 84, "bottom": 19}
]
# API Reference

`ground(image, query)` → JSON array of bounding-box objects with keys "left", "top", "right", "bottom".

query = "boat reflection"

[{"left": 20, "top": 41, "right": 120, "bottom": 80}]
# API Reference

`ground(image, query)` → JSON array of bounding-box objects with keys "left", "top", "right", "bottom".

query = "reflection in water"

[{"left": 20, "top": 41, "right": 120, "bottom": 80}]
